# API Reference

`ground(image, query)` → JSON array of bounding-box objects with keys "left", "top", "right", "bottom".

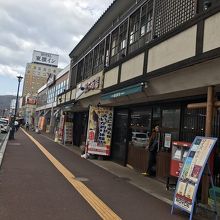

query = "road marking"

[{"left": 22, "top": 129, "right": 121, "bottom": 220}]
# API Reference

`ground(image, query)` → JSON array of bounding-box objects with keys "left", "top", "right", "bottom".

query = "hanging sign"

[
  {"left": 86, "top": 106, "right": 113, "bottom": 156},
  {"left": 172, "top": 136, "right": 217, "bottom": 219}
]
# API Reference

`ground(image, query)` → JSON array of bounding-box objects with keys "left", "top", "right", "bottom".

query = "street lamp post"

[{"left": 9, "top": 75, "right": 23, "bottom": 140}]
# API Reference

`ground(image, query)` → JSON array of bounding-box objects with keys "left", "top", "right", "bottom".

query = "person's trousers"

[{"left": 147, "top": 151, "right": 157, "bottom": 175}]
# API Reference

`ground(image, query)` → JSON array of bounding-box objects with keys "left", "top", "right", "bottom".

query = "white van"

[
  {"left": 0, "top": 118, "right": 10, "bottom": 133},
  {"left": 132, "top": 132, "right": 149, "bottom": 147}
]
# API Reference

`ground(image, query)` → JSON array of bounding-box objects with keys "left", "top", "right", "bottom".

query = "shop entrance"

[
  {"left": 73, "top": 112, "right": 88, "bottom": 147},
  {"left": 111, "top": 109, "right": 129, "bottom": 165}
]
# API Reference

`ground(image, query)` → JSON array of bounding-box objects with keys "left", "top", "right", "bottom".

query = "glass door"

[{"left": 111, "top": 109, "right": 129, "bottom": 165}]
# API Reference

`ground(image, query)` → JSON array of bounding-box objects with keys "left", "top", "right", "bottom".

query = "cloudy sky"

[{"left": 0, "top": 0, "right": 114, "bottom": 95}]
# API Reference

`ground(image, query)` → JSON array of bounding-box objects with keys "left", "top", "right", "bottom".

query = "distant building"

[
  {"left": 22, "top": 50, "right": 62, "bottom": 124},
  {"left": 36, "top": 65, "right": 70, "bottom": 133}
]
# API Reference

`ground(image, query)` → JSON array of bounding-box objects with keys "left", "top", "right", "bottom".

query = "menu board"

[
  {"left": 172, "top": 136, "right": 217, "bottom": 216},
  {"left": 164, "top": 133, "right": 172, "bottom": 148},
  {"left": 86, "top": 106, "right": 113, "bottom": 156},
  {"left": 58, "top": 115, "right": 65, "bottom": 142},
  {"left": 64, "top": 122, "right": 73, "bottom": 144}
]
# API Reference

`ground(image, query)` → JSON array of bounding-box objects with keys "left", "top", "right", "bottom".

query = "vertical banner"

[
  {"left": 172, "top": 136, "right": 217, "bottom": 218},
  {"left": 86, "top": 106, "right": 113, "bottom": 156},
  {"left": 64, "top": 122, "right": 73, "bottom": 144},
  {"left": 58, "top": 115, "right": 65, "bottom": 142},
  {"left": 38, "top": 116, "right": 45, "bottom": 131}
]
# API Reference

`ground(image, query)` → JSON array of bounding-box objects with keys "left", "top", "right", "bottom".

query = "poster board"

[
  {"left": 86, "top": 106, "right": 113, "bottom": 156},
  {"left": 172, "top": 136, "right": 217, "bottom": 218},
  {"left": 38, "top": 116, "right": 45, "bottom": 131},
  {"left": 58, "top": 115, "right": 65, "bottom": 142},
  {"left": 164, "top": 133, "right": 172, "bottom": 148},
  {"left": 64, "top": 122, "right": 73, "bottom": 144}
]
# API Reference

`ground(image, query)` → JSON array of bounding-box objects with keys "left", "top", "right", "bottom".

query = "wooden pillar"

[
  {"left": 201, "top": 86, "right": 214, "bottom": 204},
  {"left": 187, "top": 86, "right": 220, "bottom": 204},
  {"left": 205, "top": 86, "right": 214, "bottom": 136}
]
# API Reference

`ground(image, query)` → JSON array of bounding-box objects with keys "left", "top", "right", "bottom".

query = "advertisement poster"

[
  {"left": 86, "top": 106, "right": 113, "bottom": 156},
  {"left": 58, "top": 115, "right": 65, "bottom": 142},
  {"left": 38, "top": 116, "right": 45, "bottom": 131},
  {"left": 172, "top": 136, "right": 217, "bottom": 215},
  {"left": 164, "top": 133, "right": 171, "bottom": 148},
  {"left": 64, "top": 122, "right": 73, "bottom": 144},
  {"left": 170, "top": 142, "right": 191, "bottom": 177}
]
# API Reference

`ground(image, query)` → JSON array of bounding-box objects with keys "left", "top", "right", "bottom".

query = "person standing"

[
  {"left": 146, "top": 125, "right": 160, "bottom": 176},
  {"left": 25, "top": 122, "right": 29, "bottom": 131}
]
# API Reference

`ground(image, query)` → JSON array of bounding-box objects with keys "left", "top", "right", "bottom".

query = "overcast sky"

[{"left": 0, "top": 0, "right": 114, "bottom": 95}]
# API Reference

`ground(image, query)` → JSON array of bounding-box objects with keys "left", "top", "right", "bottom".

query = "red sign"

[
  {"left": 170, "top": 141, "right": 191, "bottom": 177},
  {"left": 89, "top": 130, "right": 95, "bottom": 141},
  {"left": 27, "top": 97, "right": 37, "bottom": 105}
]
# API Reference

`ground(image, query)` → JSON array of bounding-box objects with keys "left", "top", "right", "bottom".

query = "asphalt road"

[{"left": 0, "top": 130, "right": 188, "bottom": 220}]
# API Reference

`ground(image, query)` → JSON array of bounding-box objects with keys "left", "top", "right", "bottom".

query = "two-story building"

[
  {"left": 36, "top": 65, "right": 69, "bottom": 134},
  {"left": 58, "top": 0, "right": 220, "bottom": 204}
]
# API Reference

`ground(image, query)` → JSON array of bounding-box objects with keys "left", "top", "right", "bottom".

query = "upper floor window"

[
  {"left": 93, "top": 40, "right": 105, "bottom": 73},
  {"left": 76, "top": 60, "right": 84, "bottom": 84},
  {"left": 119, "top": 20, "right": 128, "bottom": 56},
  {"left": 70, "top": 65, "right": 77, "bottom": 88},
  {"left": 105, "top": 35, "right": 110, "bottom": 67},
  {"left": 129, "top": 9, "right": 140, "bottom": 45},
  {"left": 140, "top": 1, "right": 153, "bottom": 42},
  {"left": 98, "top": 41, "right": 105, "bottom": 68},
  {"left": 111, "top": 28, "right": 119, "bottom": 58},
  {"left": 84, "top": 51, "right": 93, "bottom": 79},
  {"left": 110, "top": 19, "right": 128, "bottom": 65}
]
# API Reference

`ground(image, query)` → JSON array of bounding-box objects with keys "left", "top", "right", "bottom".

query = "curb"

[{"left": 0, "top": 132, "right": 10, "bottom": 167}]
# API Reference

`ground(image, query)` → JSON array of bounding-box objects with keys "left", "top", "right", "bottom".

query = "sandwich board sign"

[{"left": 171, "top": 136, "right": 217, "bottom": 220}]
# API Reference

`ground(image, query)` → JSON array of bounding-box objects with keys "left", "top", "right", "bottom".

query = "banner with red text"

[{"left": 86, "top": 106, "right": 113, "bottom": 156}]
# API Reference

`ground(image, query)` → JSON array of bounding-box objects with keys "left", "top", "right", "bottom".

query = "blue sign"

[
  {"left": 101, "top": 83, "right": 143, "bottom": 100},
  {"left": 172, "top": 136, "right": 217, "bottom": 220}
]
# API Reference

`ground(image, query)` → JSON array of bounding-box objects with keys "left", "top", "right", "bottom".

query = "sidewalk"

[
  {"left": 0, "top": 130, "right": 217, "bottom": 219},
  {"left": 41, "top": 132, "right": 218, "bottom": 220}
]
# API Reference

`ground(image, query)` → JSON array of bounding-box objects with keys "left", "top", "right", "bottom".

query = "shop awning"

[{"left": 101, "top": 83, "right": 144, "bottom": 100}]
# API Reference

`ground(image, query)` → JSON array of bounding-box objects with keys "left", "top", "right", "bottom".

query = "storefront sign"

[
  {"left": 76, "top": 76, "right": 101, "bottom": 100},
  {"left": 101, "top": 83, "right": 143, "bottom": 100},
  {"left": 32, "top": 50, "right": 59, "bottom": 67},
  {"left": 164, "top": 133, "right": 172, "bottom": 148},
  {"left": 172, "top": 136, "right": 217, "bottom": 218},
  {"left": 86, "top": 106, "right": 113, "bottom": 156}
]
